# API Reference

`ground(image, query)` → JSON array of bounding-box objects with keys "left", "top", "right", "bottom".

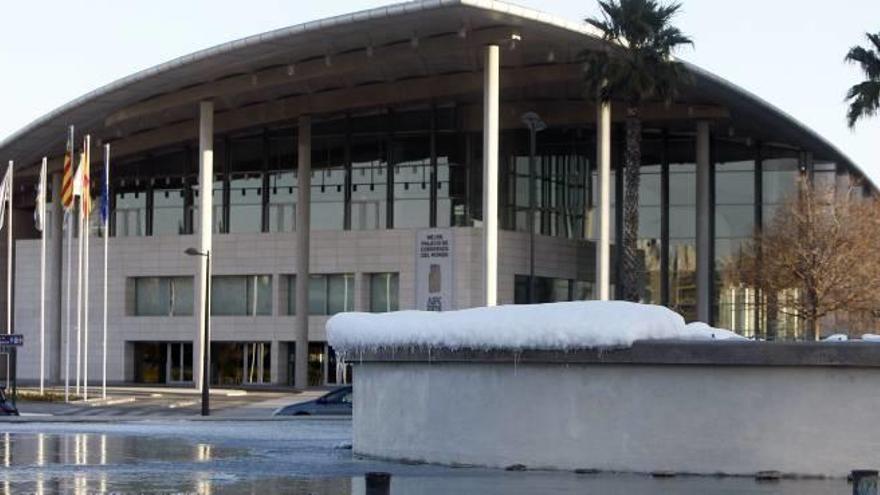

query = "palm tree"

[
  {"left": 582, "top": 0, "right": 692, "bottom": 303},
  {"left": 845, "top": 32, "right": 880, "bottom": 128}
]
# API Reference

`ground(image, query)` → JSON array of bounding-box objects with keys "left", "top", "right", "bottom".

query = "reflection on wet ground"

[{"left": 0, "top": 420, "right": 854, "bottom": 494}]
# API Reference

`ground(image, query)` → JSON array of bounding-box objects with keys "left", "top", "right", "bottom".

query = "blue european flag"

[{"left": 100, "top": 175, "right": 109, "bottom": 225}]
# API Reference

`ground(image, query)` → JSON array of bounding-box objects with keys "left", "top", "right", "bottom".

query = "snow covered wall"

[
  {"left": 327, "top": 301, "right": 743, "bottom": 353},
  {"left": 333, "top": 302, "right": 880, "bottom": 477}
]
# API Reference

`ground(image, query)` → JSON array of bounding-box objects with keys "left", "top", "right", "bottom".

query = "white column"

[
  {"left": 50, "top": 172, "right": 63, "bottom": 382},
  {"left": 483, "top": 45, "right": 500, "bottom": 307},
  {"left": 596, "top": 97, "right": 612, "bottom": 301},
  {"left": 696, "top": 121, "right": 711, "bottom": 323},
  {"left": 196, "top": 101, "right": 214, "bottom": 391},
  {"left": 294, "top": 115, "right": 311, "bottom": 389}
]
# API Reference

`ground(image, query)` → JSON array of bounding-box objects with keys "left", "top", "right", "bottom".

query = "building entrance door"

[
  {"left": 166, "top": 342, "right": 193, "bottom": 384},
  {"left": 243, "top": 342, "right": 270, "bottom": 384}
]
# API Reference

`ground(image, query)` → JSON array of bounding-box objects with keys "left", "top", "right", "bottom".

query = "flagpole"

[
  {"left": 7, "top": 160, "right": 12, "bottom": 337},
  {"left": 76, "top": 157, "right": 83, "bottom": 396},
  {"left": 39, "top": 158, "right": 47, "bottom": 395},
  {"left": 83, "top": 135, "right": 91, "bottom": 401},
  {"left": 65, "top": 209, "right": 72, "bottom": 402},
  {"left": 65, "top": 126, "right": 74, "bottom": 402},
  {"left": 5, "top": 161, "right": 12, "bottom": 391},
  {"left": 102, "top": 144, "right": 109, "bottom": 400}
]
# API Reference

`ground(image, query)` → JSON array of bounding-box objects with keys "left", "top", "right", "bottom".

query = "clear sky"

[{"left": 1, "top": 1, "right": 878, "bottom": 182}]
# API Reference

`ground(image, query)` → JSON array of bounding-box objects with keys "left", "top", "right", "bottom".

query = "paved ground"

[
  {"left": 11, "top": 385, "right": 328, "bottom": 418},
  {"left": 0, "top": 420, "right": 856, "bottom": 494}
]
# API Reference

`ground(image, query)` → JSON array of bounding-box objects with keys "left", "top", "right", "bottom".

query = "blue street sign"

[{"left": 0, "top": 334, "right": 23, "bottom": 346}]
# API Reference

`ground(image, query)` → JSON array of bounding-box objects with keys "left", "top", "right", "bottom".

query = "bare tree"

[{"left": 728, "top": 180, "right": 880, "bottom": 340}]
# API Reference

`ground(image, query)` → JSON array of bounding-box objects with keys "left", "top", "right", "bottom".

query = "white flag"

[
  {"left": 0, "top": 165, "right": 12, "bottom": 231},
  {"left": 35, "top": 159, "right": 47, "bottom": 232},
  {"left": 72, "top": 153, "right": 84, "bottom": 197}
]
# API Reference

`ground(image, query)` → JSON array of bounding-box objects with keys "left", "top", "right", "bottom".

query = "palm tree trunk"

[{"left": 622, "top": 107, "right": 642, "bottom": 302}]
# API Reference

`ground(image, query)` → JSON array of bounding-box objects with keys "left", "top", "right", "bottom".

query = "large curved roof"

[{"left": 0, "top": 0, "right": 866, "bottom": 184}]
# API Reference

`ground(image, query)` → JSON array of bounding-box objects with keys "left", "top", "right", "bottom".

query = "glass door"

[
  {"left": 166, "top": 342, "right": 193, "bottom": 384},
  {"left": 243, "top": 342, "right": 270, "bottom": 384}
]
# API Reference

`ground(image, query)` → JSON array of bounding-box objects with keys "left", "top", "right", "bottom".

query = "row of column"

[{"left": 190, "top": 45, "right": 712, "bottom": 387}]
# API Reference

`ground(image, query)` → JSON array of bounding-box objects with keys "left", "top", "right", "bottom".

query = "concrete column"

[
  {"left": 596, "top": 97, "right": 612, "bottom": 301},
  {"left": 50, "top": 173, "right": 63, "bottom": 382},
  {"left": 483, "top": 45, "right": 499, "bottom": 307},
  {"left": 295, "top": 115, "right": 312, "bottom": 389},
  {"left": 696, "top": 121, "right": 711, "bottom": 323},
  {"left": 196, "top": 101, "right": 213, "bottom": 390}
]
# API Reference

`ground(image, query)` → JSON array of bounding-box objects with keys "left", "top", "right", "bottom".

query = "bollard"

[
  {"left": 365, "top": 472, "right": 391, "bottom": 495},
  {"left": 852, "top": 470, "right": 879, "bottom": 495}
]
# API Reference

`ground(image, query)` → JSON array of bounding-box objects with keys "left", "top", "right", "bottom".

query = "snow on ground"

[{"left": 327, "top": 301, "right": 747, "bottom": 353}]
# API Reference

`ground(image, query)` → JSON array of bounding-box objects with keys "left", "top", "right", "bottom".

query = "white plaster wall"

[{"left": 354, "top": 362, "right": 880, "bottom": 477}]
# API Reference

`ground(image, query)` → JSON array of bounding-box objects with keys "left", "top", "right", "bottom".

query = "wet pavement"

[{"left": 0, "top": 419, "right": 855, "bottom": 494}]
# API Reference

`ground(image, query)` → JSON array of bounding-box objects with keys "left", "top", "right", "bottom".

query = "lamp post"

[
  {"left": 521, "top": 112, "right": 546, "bottom": 304},
  {"left": 185, "top": 247, "right": 211, "bottom": 416}
]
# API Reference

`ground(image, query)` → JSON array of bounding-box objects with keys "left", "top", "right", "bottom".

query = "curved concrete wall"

[{"left": 354, "top": 359, "right": 880, "bottom": 477}]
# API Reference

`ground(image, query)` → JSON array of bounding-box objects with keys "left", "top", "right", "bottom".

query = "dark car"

[
  {"left": 0, "top": 386, "right": 18, "bottom": 416},
  {"left": 273, "top": 386, "right": 352, "bottom": 416}
]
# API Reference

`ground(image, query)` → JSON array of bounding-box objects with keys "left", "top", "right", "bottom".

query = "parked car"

[
  {"left": 274, "top": 386, "right": 352, "bottom": 416},
  {"left": 0, "top": 386, "right": 18, "bottom": 416}
]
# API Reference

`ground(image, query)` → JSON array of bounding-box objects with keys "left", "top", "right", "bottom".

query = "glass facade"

[
  {"left": 98, "top": 103, "right": 864, "bottom": 341},
  {"left": 714, "top": 140, "right": 758, "bottom": 336},
  {"left": 667, "top": 137, "right": 698, "bottom": 322}
]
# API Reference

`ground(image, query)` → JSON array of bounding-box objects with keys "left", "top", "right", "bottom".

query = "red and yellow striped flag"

[
  {"left": 78, "top": 148, "right": 92, "bottom": 218},
  {"left": 61, "top": 128, "right": 74, "bottom": 210}
]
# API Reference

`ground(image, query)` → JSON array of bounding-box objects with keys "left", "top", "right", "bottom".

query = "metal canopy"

[{"left": 0, "top": 0, "right": 864, "bottom": 183}]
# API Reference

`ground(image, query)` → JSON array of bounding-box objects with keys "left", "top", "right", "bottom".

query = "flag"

[
  {"left": 0, "top": 165, "right": 12, "bottom": 231},
  {"left": 73, "top": 150, "right": 92, "bottom": 218},
  {"left": 61, "top": 128, "right": 74, "bottom": 211},
  {"left": 35, "top": 159, "right": 47, "bottom": 232}
]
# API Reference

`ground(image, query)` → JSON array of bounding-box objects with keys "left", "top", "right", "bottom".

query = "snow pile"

[
  {"left": 684, "top": 322, "right": 750, "bottom": 341},
  {"left": 823, "top": 334, "right": 849, "bottom": 342},
  {"left": 327, "top": 301, "right": 748, "bottom": 354}
]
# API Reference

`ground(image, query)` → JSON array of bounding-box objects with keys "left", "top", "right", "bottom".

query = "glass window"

[
  {"left": 436, "top": 134, "right": 471, "bottom": 228},
  {"left": 229, "top": 174, "right": 263, "bottom": 233},
  {"left": 514, "top": 275, "right": 585, "bottom": 304},
  {"left": 114, "top": 191, "right": 146, "bottom": 237},
  {"left": 211, "top": 275, "right": 273, "bottom": 316},
  {"left": 268, "top": 172, "right": 296, "bottom": 232},
  {"left": 762, "top": 156, "right": 800, "bottom": 205},
  {"left": 172, "top": 277, "right": 194, "bottom": 316},
  {"left": 328, "top": 274, "right": 355, "bottom": 314},
  {"left": 153, "top": 187, "right": 186, "bottom": 236},
  {"left": 311, "top": 139, "right": 346, "bottom": 231},
  {"left": 133, "top": 277, "right": 192, "bottom": 316},
  {"left": 350, "top": 138, "right": 388, "bottom": 230},
  {"left": 192, "top": 178, "right": 225, "bottom": 234},
  {"left": 370, "top": 273, "right": 399, "bottom": 312},
  {"left": 135, "top": 277, "right": 170, "bottom": 316},
  {"left": 309, "top": 274, "right": 355, "bottom": 315},
  {"left": 393, "top": 136, "right": 431, "bottom": 229},
  {"left": 308, "top": 275, "right": 327, "bottom": 315}
]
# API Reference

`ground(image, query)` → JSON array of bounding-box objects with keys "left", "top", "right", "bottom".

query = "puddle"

[{"left": 0, "top": 423, "right": 855, "bottom": 494}]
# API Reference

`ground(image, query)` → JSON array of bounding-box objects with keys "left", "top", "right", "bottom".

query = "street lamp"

[
  {"left": 185, "top": 246, "right": 211, "bottom": 416},
  {"left": 521, "top": 112, "right": 546, "bottom": 304}
]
